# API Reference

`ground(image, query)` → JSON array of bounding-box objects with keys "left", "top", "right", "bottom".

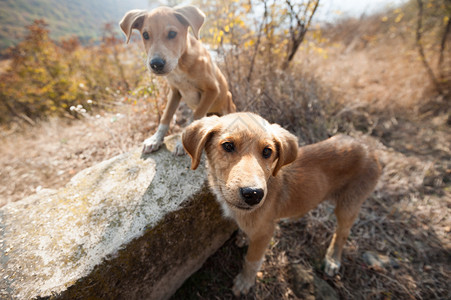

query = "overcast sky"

[
  {"left": 156, "top": 0, "right": 408, "bottom": 22},
  {"left": 315, "top": 0, "right": 407, "bottom": 21}
]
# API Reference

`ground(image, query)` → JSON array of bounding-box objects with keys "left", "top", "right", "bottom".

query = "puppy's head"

[
  {"left": 182, "top": 112, "right": 298, "bottom": 212},
  {"left": 120, "top": 5, "right": 205, "bottom": 75}
]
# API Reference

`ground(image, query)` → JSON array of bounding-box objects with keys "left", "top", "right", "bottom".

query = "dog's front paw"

[
  {"left": 232, "top": 272, "right": 255, "bottom": 296},
  {"left": 174, "top": 140, "right": 186, "bottom": 156},
  {"left": 142, "top": 135, "right": 164, "bottom": 154},
  {"left": 324, "top": 256, "right": 341, "bottom": 276}
]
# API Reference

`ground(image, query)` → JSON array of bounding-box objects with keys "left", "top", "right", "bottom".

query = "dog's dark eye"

[
  {"left": 262, "top": 147, "right": 272, "bottom": 159},
  {"left": 143, "top": 32, "right": 150, "bottom": 40},
  {"left": 168, "top": 31, "right": 177, "bottom": 39},
  {"left": 222, "top": 142, "right": 235, "bottom": 153}
]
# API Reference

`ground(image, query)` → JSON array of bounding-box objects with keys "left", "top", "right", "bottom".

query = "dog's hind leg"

[
  {"left": 324, "top": 182, "right": 371, "bottom": 277},
  {"left": 324, "top": 200, "right": 362, "bottom": 276},
  {"left": 325, "top": 157, "right": 380, "bottom": 276}
]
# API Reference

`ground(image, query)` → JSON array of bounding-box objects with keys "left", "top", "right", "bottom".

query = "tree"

[
  {"left": 415, "top": 0, "right": 451, "bottom": 96},
  {"left": 282, "top": 0, "right": 319, "bottom": 69}
]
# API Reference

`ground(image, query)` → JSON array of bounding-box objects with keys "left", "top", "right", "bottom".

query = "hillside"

[{"left": 0, "top": 0, "right": 150, "bottom": 50}]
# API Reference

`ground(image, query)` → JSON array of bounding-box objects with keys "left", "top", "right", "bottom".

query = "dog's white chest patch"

[
  {"left": 219, "top": 200, "right": 233, "bottom": 218},
  {"left": 209, "top": 185, "right": 234, "bottom": 218},
  {"left": 167, "top": 70, "right": 200, "bottom": 110}
]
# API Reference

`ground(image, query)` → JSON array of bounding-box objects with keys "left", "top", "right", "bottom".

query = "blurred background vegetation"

[{"left": 0, "top": 20, "right": 149, "bottom": 124}]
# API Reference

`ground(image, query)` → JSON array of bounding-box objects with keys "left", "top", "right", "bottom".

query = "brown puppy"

[
  {"left": 182, "top": 112, "right": 381, "bottom": 296},
  {"left": 120, "top": 5, "right": 235, "bottom": 155}
]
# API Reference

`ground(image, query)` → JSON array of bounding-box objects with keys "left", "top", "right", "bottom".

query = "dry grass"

[
  {"left": 0, "top": 78, "right": 183, "bottom": 207},
  {"left": 0, "top": 59, "right": 10, "bottom": 73},
  {"left": 0, "top": 108, "right": 149, "bottom": 206},
  {"left": 297, "top": 31, "right": 434, "bottom": 115},
  {"left": 1, "top": 9, "right": 450, "bottom": 300}
]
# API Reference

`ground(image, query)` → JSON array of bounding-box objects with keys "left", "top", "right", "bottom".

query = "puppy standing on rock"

[
  {"left": 182, "top": 112, "right": 381, "bottom": 296},
  {"left": 120, "top": 5, "right": 235, "bottom": 155}
]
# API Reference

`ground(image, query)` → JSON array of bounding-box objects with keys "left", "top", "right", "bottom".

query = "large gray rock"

[{"left": 0, "top": 136, "right": 236, "bottom": 299}]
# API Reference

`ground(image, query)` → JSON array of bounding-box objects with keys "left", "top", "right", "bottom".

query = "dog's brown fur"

[
  {"left": 120, "top": 6, "right": 235, "bottom": 155},
  {"left": 182, "top": 112, "right": 381, "bottom": 295}
]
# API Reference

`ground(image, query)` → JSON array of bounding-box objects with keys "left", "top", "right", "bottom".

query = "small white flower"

[
  {"left": 96, "top": 114, "right": 101, "bottom": 119},
  {"left": 81, "top": 109, "right": 87, "bottom": 113},
  {"left": 87, "top": 99, "right": 93, "bottom": 104},
  {"left": 77, "top": 104, "right": 83, "bottom": 109},
  {"left": 70, "top": 106, "right": 76, "bottom": 111},
  {"left": 79, "top": 83, "right": 85, "bottom": 88}
]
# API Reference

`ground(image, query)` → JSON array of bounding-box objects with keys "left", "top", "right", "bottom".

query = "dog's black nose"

[
  {"left": 150, "top": 58, "right": 165, "bottom": 72},
  {"left": 240, "top": 187, "right": 264, "bottom": 206}
]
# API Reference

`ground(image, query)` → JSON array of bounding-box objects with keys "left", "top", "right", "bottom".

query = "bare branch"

[
  {"left": 438, "top": 15, "right": 450, "bottom": 80},
  {"left": 282, "top": 0, "right": 319, "bottom": 69},
  {"left": 247, "top": 0, "right": 268, "bottom": 82},
  {"left": 416, "top": 0, "right": 443, "bottom": 94}
]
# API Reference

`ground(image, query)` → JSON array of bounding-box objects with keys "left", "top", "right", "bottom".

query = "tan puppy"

[
  {"left": 182, "top": 112, "right": 381, "bottom": 296},
  {"left": 120, "top": 5, "right": 235, "bottom": 155}
]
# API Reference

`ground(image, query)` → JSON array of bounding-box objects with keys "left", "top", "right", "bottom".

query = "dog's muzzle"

[{"left": 240, "top": 187, "right": 264, "bottom": 206}]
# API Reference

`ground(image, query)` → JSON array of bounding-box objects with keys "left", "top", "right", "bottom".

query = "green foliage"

[{"left": 0, "top": 20, "right": 147, "bottom": 125}]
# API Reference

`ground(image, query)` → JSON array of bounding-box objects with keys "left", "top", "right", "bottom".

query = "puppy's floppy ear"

[
  {"left": 173, "top": 5, "right": 205, "bottom": 40},
  {"left": 182, "top": 115, "right": 220, "bottom": 170},
  {"left": 271, "top": 124, "right": 298, "bottom": 176},
  {"left": 119, "top": 10, "right": 147, "bottom": 44}
]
